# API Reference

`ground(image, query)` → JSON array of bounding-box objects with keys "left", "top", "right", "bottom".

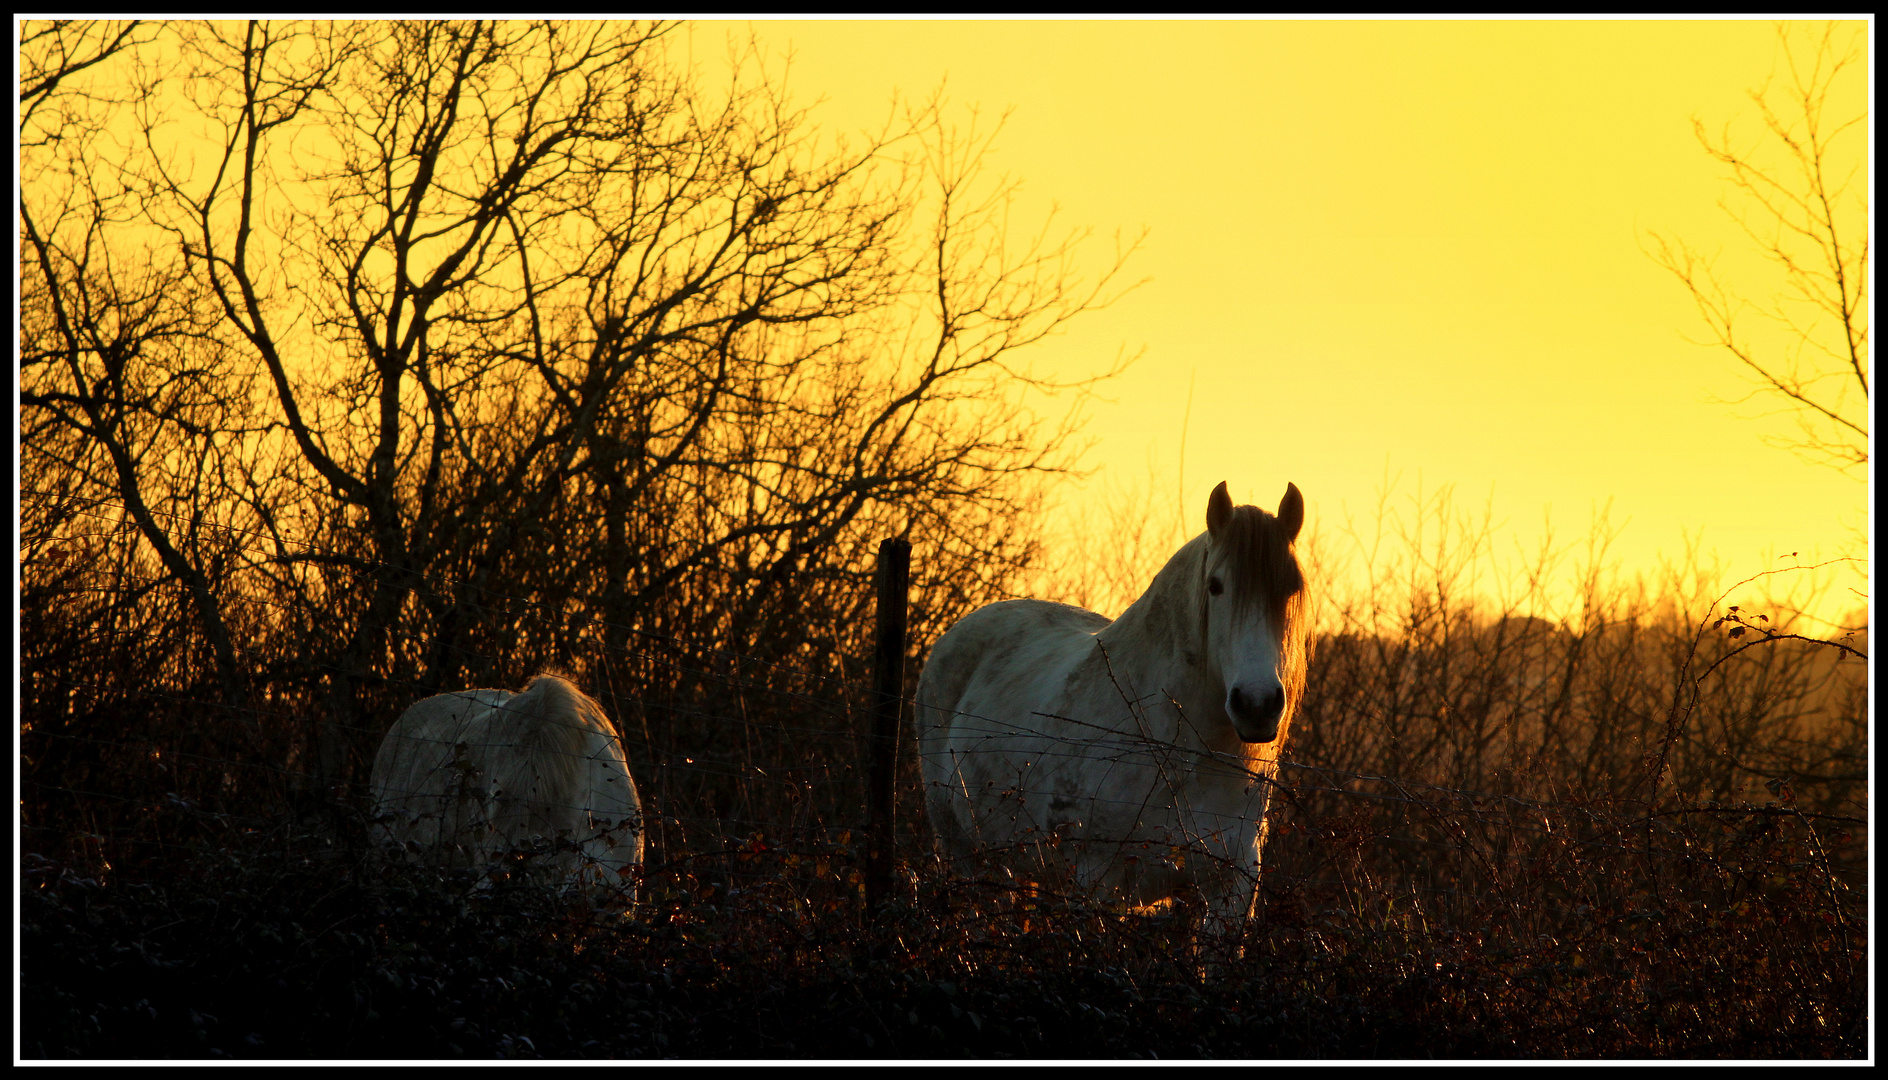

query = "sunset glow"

[
  {"left": 705, "top": 18, "right": 1870, "bottom": 626},
  {"left": 19, "top": 20, "right": 1869, "bottom": 1058}
]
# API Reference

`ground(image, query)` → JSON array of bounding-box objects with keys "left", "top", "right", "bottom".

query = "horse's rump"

[{"left": 369, "top": 674, "right": 642, "bottom": 896}]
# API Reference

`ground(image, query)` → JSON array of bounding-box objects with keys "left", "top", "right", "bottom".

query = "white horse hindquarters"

[
  {"left": 914, "top": 634, "right": 988, "bottom": 865},
  {"left": 368, "top": 676, "right": 642, "bottom": 903}
]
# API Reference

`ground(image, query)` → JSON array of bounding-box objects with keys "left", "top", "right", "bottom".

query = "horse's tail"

[
  {"left": 912, "top": 625, "right": 987, "bottom": 858},
  {"left": 482, "top": 675, "right": 609, "bottom": 841},
  {"left": 522, "top": 675, "right": 643, "bottom": 887}
]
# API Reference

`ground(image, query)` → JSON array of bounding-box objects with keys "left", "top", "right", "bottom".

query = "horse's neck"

[{"left": 1095, "top": 533, "right": 1213, "bottom": 712}]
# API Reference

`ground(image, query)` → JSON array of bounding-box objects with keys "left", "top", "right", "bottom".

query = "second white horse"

[{"left": 369, "top": 673, "right": 643, "bottom": 900}]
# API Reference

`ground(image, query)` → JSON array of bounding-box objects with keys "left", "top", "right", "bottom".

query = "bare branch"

[{"left": 1646, "top": 21, "right": 1868, "bottom": 477}]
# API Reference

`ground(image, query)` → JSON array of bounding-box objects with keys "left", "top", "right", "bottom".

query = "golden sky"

[{"left": 688, "top": 18, "right": 1869, "bottom": 626}]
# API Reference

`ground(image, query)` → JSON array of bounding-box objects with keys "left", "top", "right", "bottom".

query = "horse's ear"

[
  {"left": 1277, "top": 483, "right": 1304, "bottom": 542},
  {"left": 1207, "top": 481, "right": 1233, "bottom": 538}
]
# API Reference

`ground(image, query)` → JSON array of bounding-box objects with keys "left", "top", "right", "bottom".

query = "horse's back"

[{"left": 917, "top": 598, "right": 1108, "bottom": 731}]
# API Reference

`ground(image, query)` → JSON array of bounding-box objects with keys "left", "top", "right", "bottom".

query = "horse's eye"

[{"left": 1208, "top": 577, "right": 1224, "bottom": 596}]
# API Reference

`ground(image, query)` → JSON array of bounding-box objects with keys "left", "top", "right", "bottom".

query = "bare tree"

[
  {"left": 1647, "top": 21, "right": 1868, "bottom": 477},
  {"left": 21, "top": 20, "right": 1140, "bottom": 807},
  {"left": 20, "top": 19, "right": 266, "bottom": 712},
  {"left": 19, "top": 19, "right": 156, "bottom": 146}
]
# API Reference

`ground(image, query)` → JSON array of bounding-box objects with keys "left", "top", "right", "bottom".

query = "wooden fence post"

[{"left": 865, "top": 537, "right": 911, "bottom": 914}]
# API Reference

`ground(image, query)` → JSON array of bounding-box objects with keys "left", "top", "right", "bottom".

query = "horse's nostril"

[
  {"left": 1257, "top": 685, "right": 1284, "bottom": 721},
  {"left": 1229, "top": 684, "right": 1285, "bottom": 723}
]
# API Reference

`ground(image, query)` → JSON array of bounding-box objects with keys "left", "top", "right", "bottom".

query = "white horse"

[
  {"left": 369, "top": 674, "right": 643, "bottom": 900},
  {"left": 915, "top": 481, "right": 1307, "bottom": 929}
]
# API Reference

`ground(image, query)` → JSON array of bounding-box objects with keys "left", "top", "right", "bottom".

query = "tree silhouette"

[
  {"left": 1648, "top": 21, "right": 1868, "bottom": 477},
  {"left": 20, "top": 20, "right": 1142, "bottom": 809}
]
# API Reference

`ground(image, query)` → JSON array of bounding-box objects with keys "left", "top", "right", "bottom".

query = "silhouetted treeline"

[{"left": 21, "top": 19, "right": 1137, "bottom": 861}]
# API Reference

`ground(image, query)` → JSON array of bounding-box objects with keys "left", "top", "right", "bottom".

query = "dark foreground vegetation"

[
  {"left": 22, "top": 770, "right": 1865, "bottom": 1060},
  {"left": 20, "top": 18, "right": 1867, "bottom": 1061},
  {"left": 23, "top": 516, "right": 1869, "bottom": 1059}
]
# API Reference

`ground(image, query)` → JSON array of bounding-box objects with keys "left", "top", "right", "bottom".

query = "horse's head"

[{"left": 1201, "top": 481, "right": 1306, "bottom": 745}]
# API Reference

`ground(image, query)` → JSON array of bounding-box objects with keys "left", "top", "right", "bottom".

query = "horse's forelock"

[{"left": 1215, "top": 503, "right": 1304, "bottom": 605}]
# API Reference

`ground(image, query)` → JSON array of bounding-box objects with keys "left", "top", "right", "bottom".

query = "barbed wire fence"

[{"left": 20, "top": 496, "right": 1868, "bottom": 951}]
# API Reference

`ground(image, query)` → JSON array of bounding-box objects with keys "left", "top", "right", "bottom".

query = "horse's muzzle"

[{"left": 1227, "top": 683, "right": 1285, "bottom": 743}]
